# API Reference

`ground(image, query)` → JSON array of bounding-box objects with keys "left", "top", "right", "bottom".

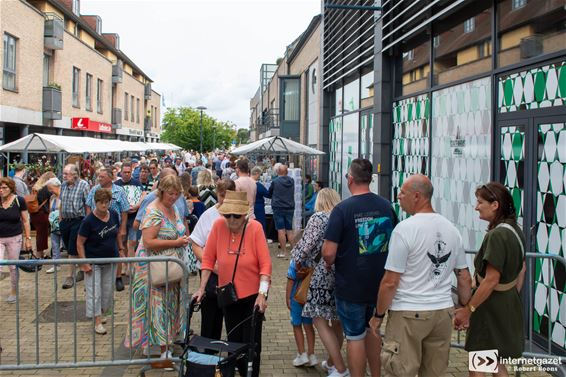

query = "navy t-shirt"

[
  {"left": 78, "top": 210, "right": 120, "bottom": 258},
  {"left": 324, "top": 192, "right": 397, "bottom": 303}
]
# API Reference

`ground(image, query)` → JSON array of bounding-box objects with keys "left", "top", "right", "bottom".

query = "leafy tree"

[
  {"left": 236, "top": 128, "right": 250, "bottom": 145},
  {"left": 160, "top": 107, "right": 237, "bottom": 151}
]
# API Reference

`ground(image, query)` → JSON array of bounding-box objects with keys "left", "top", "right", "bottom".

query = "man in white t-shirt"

[{"left": 370, "top": 174, "right": 472, "bottom": 377}]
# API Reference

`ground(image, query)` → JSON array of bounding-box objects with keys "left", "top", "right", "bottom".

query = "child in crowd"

[
  {"left": 188, "top": 186, "right": 206, "bottom": 219},
  {"left": 286, "top": 259, "right": 317, "bottom": 367}
]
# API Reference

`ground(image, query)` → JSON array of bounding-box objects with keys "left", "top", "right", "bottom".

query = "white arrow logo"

[{"left": 77, "top": 118, "right": 85, "bottom": 128}]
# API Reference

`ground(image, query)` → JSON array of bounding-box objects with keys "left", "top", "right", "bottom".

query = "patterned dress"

[
  {"left": 125, "top": 206, "right": 186, "bottom": 349},
  {"left": 292, "top": 212, "right": 338, "bottom": 321}
]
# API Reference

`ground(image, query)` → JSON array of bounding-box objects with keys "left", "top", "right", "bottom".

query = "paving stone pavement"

[{"left": 0, "top": 243, "right": 552, "bottom": 377}]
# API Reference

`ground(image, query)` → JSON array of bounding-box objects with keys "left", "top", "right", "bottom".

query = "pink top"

[{"left": 202, "top": 218, "right": 272, "bottom": 299}]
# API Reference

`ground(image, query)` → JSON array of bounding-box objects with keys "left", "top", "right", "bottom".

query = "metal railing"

[
  {"left": 452, "top": 251, "right": 566, "bottom": 374},
  {"left": 0, "top": 256, "right": 190, "bottom": 374}
]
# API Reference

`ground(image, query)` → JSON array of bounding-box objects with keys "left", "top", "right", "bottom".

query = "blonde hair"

[
  {"left": 157, "top": 175, "right": 183, "bottom": 199},
  {"left": 33, "top": 171, "right": 56, "bottom": 191},
  {"left": 315, "top": 188, "right": 341, "bottom": 213},
  {"left": 197, "top": 169, "right": 214, "bottom": 187}
]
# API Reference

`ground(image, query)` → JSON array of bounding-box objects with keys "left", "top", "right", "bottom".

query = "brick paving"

[{"left": 0, "top": 243, "right": 552, "bottom": 377}]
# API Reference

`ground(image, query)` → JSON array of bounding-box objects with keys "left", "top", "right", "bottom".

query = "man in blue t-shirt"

[{"left": 322, "top": 158, "right": 396, "bottom": 377}]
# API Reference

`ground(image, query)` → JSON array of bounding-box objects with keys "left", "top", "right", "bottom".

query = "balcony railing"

[
  {"left": 44, "top": 13, "right": 64, "bottom": 50},
  {"left": 43, "top": 86, "right": 62, "bottom": 120},
  {"left": 257, "top": 108, "right": 279, "bottom": 136}
]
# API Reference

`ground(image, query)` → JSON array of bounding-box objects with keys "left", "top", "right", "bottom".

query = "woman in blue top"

[
  {"left": 77, "top": 188, "right": 120, "bottom": 335},
  {"left": 251, "top": 166, "right": 269, "bottom": 234}
]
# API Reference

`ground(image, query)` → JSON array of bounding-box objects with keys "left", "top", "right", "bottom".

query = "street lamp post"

[
  {"left": 197, "top": 106, "right": 207, "bottom": 153},
  {"left": 212, "top": 124, "right": 217, "bottom": 150}
]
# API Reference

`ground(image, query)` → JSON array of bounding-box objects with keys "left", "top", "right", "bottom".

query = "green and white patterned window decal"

[
  {"left": 391, "top": 94, "right": 430, "bottom": 220},
  {"left": 431, "top": 77, "right": 491, "bottom": 251},
  {"left": 328, "top": 117, "right": 343, "bottom": 195},
  {"left": 499, "top": 60, "right": 566, "bottom": 113},
  {"left": 500, "top": 125, "right": 525, "bottom": 227},
  {"left": 341, "top": 113, "right": 359, "bottom": 199},
  {"left": 361, "top": 113, "right": 374, "bottom": 162},
  {"left": 534, "top": 122, "right": 565, "bottom": 348}
]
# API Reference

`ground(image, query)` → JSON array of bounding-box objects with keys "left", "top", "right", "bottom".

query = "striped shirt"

[{"left": 60, "top": 179, "right": 90, "bottom": 219}]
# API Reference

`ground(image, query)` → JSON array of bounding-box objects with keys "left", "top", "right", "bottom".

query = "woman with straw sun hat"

[{"left": 193, "top": 190, "right": 272, "bottom": 377}]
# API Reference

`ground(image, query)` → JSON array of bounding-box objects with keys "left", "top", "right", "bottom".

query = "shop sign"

[
  {"left": 116, "top": 127, "right": 144, "bottom": 137},
  {"left": 71, "top": 117, "right": 112, "bottom": 133}
]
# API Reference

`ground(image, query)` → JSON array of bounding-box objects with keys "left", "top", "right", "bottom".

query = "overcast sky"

[{"left": 81, "top": 0, "right": 321, "bottom": 129}]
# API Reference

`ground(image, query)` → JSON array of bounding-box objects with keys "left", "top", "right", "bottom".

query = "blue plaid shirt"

[
  {"left": 86, "top": 184, "right": 130, "bottom": 216},
  {"left": 60, "top": 179, "right": 90, "bottom": 219}
]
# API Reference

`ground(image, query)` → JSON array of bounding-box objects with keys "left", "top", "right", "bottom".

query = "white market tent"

[
  {"left": 0, "top": 133, "right": 181, "bottom": 154},
  {"left": 231, "top": 136, "right": 324, "bottom": 156}
]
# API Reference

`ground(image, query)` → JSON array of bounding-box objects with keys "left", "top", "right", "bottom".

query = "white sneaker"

[
  {"left": 46, "top": 266, "right": 61, "bottom": 274},
  {"left": 292, "top": 352, "right": 309, "bottom": 367},
  {"left": 307, "top": 354, "right": 318, "bottom": 366},
  {"left": 160, "top": 350, "right": 173, "bottom": 359},
  {"left": 6, "top": 295, "right": 16, "bottom": 304},
  {"left": 321, "top": 360, "right": 335, "bottom": 373},
  {"left": 328, "top": 368, "right": 350, "bottom": 377}
]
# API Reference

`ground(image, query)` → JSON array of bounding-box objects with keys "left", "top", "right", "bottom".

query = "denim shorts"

[
  {"left": 290, "top": 297, "right": 313, "bottom": 326},
  {"left": 273, "top": 209, "right": 294, "bottom": 231},
  {"left": 335, "top": 297, "right": 375, "bottom": 340}
]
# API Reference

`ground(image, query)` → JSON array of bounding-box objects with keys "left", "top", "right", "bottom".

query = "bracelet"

[{"left": 374, "top": 310, "right": 386, "bottom": 319}]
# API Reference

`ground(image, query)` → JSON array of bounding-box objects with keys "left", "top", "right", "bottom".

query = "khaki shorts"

[{"left": 381, "top": 308, "right": 453, "bottom": 377}]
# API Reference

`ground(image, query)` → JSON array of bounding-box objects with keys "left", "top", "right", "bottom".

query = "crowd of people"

[{"left": 0, "top": 150, "right": 527, "bottom": 377}]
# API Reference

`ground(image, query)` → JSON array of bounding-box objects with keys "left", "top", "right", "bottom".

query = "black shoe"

[
  {"left": 75, "top": 270, "right": 84, "bottom": 282},
  {"left": 116, "top": 277, "right": 124, "bottom": 292}
]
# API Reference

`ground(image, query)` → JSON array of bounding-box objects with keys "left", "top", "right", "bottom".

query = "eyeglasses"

[{"left": 223, "top": 214, "right": 243, "bottom": 219}]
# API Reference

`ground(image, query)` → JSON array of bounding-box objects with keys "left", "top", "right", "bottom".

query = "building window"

[
  {"left": 512, "top": 0, "right": 527, "bottom": 10},
  {"left": 43, "top": 54, "right": 50, "bottom": 87},
  {"left": 85, "top": 73, "right": 92, "bottom": 111},
  {"left": 74, "top": 24, "right": 80, "bottom": 37},
  {"left": 464, "top": 17, "right": 475, "bottom": 33},
  {"left": 96, "top": 79, "right": 103, "bottom": 113},
  {"left": 433, "top": 36, "right": 440, "bottom": 48},
  {"left": 3, "top": 33, "right": 17, "bottom": 91},
  {"left": 136, "top": 98, "right": 140, "bottom": 123},
  {"left": 124, "top": 92, "right": 129, "bottom": 120},
  {"left": 72, "top": 66, "right": 80, "bottom": 107},
  {"left": 130, "top": 95, "right": 134, "bottom": 121},
  {"left": 72, "top": 0, "right": 80, "bottom": 15}
]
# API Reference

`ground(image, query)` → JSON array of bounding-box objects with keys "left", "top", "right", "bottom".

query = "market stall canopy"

[
  {"left": 231, "top": 136, "right": 325, "bottom": 156},
  {"left": 0, "top": 133, "right": 181, "bottom": 153}
]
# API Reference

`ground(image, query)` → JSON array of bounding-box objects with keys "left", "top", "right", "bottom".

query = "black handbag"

[
  {"left": 216, "top": 220, "right": 248, "bottom": 308},
  {"left": 19, "top": 250, "right": 42, "bottom": 273}
]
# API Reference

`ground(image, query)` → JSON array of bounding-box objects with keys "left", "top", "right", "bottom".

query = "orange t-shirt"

[{"left": 202, "top": 218, "right": 272, "bottom": 299}]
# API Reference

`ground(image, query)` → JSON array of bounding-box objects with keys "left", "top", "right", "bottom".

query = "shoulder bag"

[
  {"left": 216, "top": 220, "right": 248, "bottom": 308},
  {"left": 294, "top": 252, "right": 322, "bottom": 305},
  {"left": 25, "top": 189, "right": 47, "bottom": 214}
]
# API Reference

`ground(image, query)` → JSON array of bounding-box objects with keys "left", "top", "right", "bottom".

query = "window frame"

[
  {"left": 511, "top": 0, "right": 527, "bottom": 10},
  {"left": 130, "top": 94, "right": 134, "bottom": 121},
  {"left": 3, "top": 33, "right": 17, "bottom": 91},
  {"left": 85, "top": 73, "right": 93, "bottom": 111},
  {"left": 464, "top": 17, "right": 475, "bottom": 33},
  {"left": 72, "top": 66, "right": 80, "bottom": 108},
  {"left": 136, "top": 98, "right": 140, "bottom": 123},
  {"left": 124, "top": 92, "right": 129, "bottom": 120},
  {"left": 96, "top": 79, "right": 103, "bottom": 114}
]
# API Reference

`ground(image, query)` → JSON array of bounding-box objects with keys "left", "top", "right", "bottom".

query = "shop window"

[
  {"left": 361, "top": 71, "right": 374, "bottom": 100},
  {"left": 343, "top": 78, "right": 360, "bottom": 112},
  {"left": 334, "top": 86, "right": 343, "bottom": 116},
  {"left": 433, "top": 6, "right": 492, "bottom": 86},
  {"left": 497, "top": 0, "right": 566, "bottom": 67},
  {"left": 401, "top": 39, "right": 430, "bottom": 96}
]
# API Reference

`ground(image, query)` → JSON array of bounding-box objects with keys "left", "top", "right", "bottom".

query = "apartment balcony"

[
  {"left": 144, "top": 117, "right": 152, "bottom": 132},
  {"left": 111, "top": 108, "right": 122, "bottom": 129},
  {"left": 42, "top": 86, "right": 62, "bottom": 120},
  {"left": 257, "top": 108, "right": 279, "bottom": 138},
  {"left": 144, "top": 83, "right": 152, "bottom": 100},
  {"left": 44, "top": 13, "right": 64, "bottom": 50},
  {"left": 112, "top": 61, "right": 123, "bottom": 84}
]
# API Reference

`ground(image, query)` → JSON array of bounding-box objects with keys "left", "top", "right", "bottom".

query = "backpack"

[{"left": 25, "top": 189, "right": 47, "bottom": 214}]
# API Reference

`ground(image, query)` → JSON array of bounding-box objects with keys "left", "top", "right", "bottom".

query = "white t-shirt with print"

[
  {"left": 189, "top": 205, "right": 220, "bottom": 269},
  {"left": 386, "top": 213, "right": 468, "bottom": 311}
]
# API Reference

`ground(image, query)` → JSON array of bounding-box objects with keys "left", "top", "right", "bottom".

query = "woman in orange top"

[{"left": 193, "top": 190, "right": 272, "bottom": 377}]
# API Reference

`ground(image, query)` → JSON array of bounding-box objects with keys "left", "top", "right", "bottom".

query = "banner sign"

[{"left": 71, "top": 117, "right": 112, "bottom": 134}]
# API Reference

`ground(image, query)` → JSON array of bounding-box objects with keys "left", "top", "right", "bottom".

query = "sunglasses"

[{"left": 223, "top": 214, "right": 243, "bottom": 219}]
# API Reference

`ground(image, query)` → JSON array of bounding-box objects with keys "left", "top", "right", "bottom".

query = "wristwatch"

[
  {"left": 258, "top": 290, "right": 268, "bottom": 299},
  {"left": 25, "top": 236, "right": 32, "bottom": 240},
  {"left": 467, "top": 303, "right": 477, "bottom": 313},
  {"left": 374, "top": 310, "right": 386, "bottom": 319}
]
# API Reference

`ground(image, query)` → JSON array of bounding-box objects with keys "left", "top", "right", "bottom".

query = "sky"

[{"left": 81, "top": 0, "right": 322, "bottom": 130}]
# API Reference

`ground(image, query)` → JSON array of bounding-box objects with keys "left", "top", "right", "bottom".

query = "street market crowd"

[{"left": 0, "top": 149, "right": 526, "bottom": 377}]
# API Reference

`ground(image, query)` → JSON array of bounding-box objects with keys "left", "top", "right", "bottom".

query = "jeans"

[
  {"left": 51, "top": 232, "right": 62, "bottom": 260},
  {"left": 84, "top": 263, "right": 116, "bottom": 318}
]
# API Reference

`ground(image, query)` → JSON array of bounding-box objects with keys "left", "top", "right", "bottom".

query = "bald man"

[{"left": 370, "top": 174, "right": 472, "bottom": 377}]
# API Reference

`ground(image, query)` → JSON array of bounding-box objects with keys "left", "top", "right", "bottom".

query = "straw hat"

[{"left": 218, "top": 190, "right": 249, "bottom": 215}]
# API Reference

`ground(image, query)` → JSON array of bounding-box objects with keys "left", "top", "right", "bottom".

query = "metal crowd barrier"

[
  {"left": 453, "top": 251, "right": 566, "bottom": 375},
  {"left": 0, "top": 256, "right": 190, "bottom": 375}
]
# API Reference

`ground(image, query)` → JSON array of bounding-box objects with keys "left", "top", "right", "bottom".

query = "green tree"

[
  {"left": 236, "top": 128, "right": 250, "bottom": 145},
  {"left": 160, "top": 107, "right": 237, "bottom": 151}
]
